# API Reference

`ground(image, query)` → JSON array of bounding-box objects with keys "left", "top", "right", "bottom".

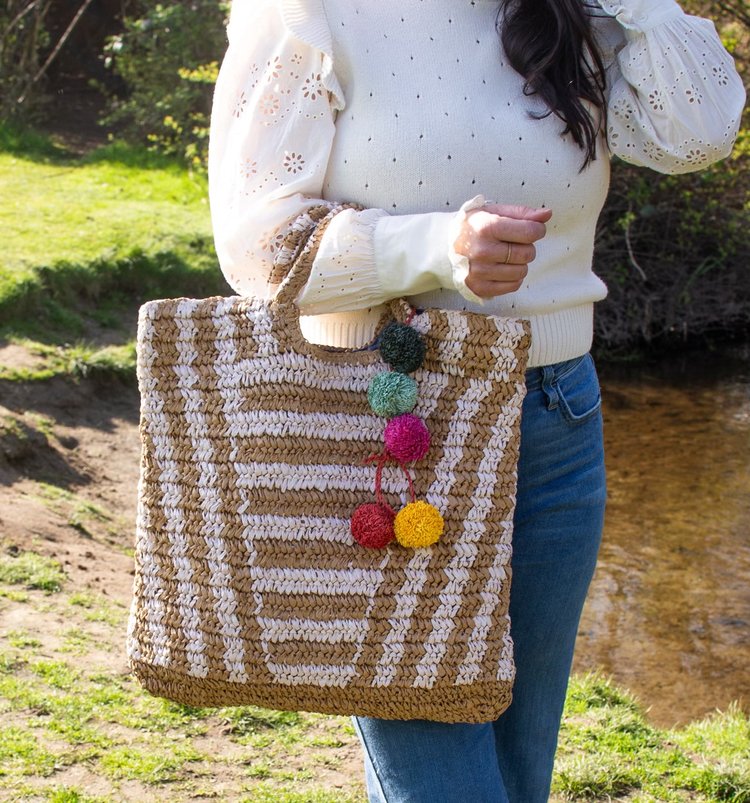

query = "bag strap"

[
  {"left": 270, "top": 203, "right": 412, "bottom": 352},
  {"left": 272, "top": 203, "right": 362, "bottom": 310}
]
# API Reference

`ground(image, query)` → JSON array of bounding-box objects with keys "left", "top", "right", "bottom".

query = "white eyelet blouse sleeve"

[
  {"left": 592, "top": 0, "right": 746, "bottom": 172},
  {"left": 209, "top": 0, "right": 478, "bottom": 311}
]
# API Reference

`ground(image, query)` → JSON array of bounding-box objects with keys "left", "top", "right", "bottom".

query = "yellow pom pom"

[{"left": 394, "top": 500, "right": 444, "bottom": 548}]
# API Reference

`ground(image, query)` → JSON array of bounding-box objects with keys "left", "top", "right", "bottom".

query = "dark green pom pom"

[{"left": 379, "top": 322, "right": 426, "bottom": 374}]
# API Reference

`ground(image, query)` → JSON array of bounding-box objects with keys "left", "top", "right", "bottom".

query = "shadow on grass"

[
  {"left": 0, "top": 120, "right": 197, "bottom": 174},
  {"left": 0, "top": 246, "right": 230, "bottom": 347}
]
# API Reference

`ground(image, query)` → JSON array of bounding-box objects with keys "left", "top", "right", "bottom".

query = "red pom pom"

[
  {"left": 351, "top": 503, "right": 396, "bottom": 549},
  {"left": 384, "top": 414, "right": 431, "bottom": 463}
]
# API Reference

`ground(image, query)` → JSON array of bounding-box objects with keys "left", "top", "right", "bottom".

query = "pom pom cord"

[{"left": 363, "top": 451, "right": 416, "bottom": 507}]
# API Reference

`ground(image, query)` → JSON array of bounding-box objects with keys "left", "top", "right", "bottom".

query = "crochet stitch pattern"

[{"left": 128, "top": 211, "right": 531, "bottom": 722}]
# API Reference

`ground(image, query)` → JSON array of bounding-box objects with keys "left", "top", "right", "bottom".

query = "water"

[{"left": 572, "top": 347, "right": 750, "bottom": 727}]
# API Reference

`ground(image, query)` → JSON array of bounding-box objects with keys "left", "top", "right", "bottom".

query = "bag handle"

[
  {"left": 270, "top": 207, "right": 412, "bottom": 349},
  {"left": 272, "top": 205, "right": 351, "bottom": 310}
]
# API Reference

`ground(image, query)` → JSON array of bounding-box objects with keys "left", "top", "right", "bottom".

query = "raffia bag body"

[{"left": 128, "top": 248, "right": 531, "bottom": 724}]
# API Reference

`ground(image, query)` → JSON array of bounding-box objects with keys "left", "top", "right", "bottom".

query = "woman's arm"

[
  {"left": 208, "top": 0, "right": 346, "bottom": 300},
  {"left": 210, "top": 0, "right": 494, "bottom": 312},
  {"left": 591, "top": 0, "right": 746, "bottom": 173}
]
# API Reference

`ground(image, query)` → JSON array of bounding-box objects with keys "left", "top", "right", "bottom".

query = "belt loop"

[{"left": 541, "top": 365, "right": 559, "bottom": 410}]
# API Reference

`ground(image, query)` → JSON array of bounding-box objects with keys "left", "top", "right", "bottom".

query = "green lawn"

[
  {"left": 0, "top": 124, "right": 228, "bottom": 379},
  {"left": 1, "top": 146, "right": 209, "bottom": 274}
]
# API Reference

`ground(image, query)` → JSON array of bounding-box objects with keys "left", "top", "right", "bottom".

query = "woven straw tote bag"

[{"left": 127, "top": 235, "right": 531, "bottom": 724}]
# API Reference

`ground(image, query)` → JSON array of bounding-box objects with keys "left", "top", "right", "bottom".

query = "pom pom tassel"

[
  {"left": 352, "top": 307, "right": 443, "bottom": 550},
  {"left": 351, "top": 502, "right": 396, "bottom": 549},
  {"left": 394, "top": 501, "right": 444, "bottom": 548},
  {"left": 379, "top": 321, "right": 426, "bottom": 374},
  {"left": 368, "top": 371, "right": 418, "bottom": 417},
  {"left": 384, "top": 414, "right": 430, "bottom": 463}
]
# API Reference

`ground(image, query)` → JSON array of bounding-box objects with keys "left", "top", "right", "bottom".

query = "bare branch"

[
  {"left": 714, "top": 0, "right": 750, "bottom": 28},
  {"left": 18, "top": 0, "right": 97, "bottom": 101},
  {"left": 623, "top": 218, "right": 648, "bottom": 281},
  {"left": 2, "top": 0, "right": 47, "bottom": 42}
]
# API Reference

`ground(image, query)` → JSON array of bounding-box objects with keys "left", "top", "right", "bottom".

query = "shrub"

[
  {"left": 594, "top": 140, "right": 750, "bottom": 353},
  {"left": 102, "top": 0, "right": 229, "bottom": 168},
  {"left": 590, "top": 2, "right": 750, "bottom": 353},
  {"left": 0, "top": 0, "right": 53, "bottom": 120}
]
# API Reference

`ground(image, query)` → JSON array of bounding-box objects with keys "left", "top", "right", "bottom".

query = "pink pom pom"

[
  {"left": 351, "top": 503, "right": 396, "bottom": 549},
  {"left": 384, "top": 414, "right": 431, "bottom": 463}
]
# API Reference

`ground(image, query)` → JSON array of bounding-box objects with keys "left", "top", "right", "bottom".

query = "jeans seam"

[
  {"left": 525, "top": 353, "right": 587, "bottom": 393},
  {"left": 544, "top": 354, "right": 600, "bottom": 423},
  {"left": 553, "top": 353, "right": 587, "bottom": 383}
]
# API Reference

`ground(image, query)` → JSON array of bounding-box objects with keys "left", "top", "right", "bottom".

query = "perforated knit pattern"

[{"left": 208, "top": 0, "right": 744, "bottom": 366}]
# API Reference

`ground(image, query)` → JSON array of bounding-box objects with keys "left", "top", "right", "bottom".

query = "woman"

[{"left": 208, "top": 0, "right": 744, "bottom": 800}]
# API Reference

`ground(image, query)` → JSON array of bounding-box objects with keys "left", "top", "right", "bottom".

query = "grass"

[
  {"left": 0, "top": 341, "right": 137, "bottom": 383},
  {"left": 30, "top": 486, "right": 126, "bottom": 552},
  {"left": 0, "top": 552, "right": 66, "bottom": 593},
  {"left": 0, "top": 555, "right": 748, "bottom": 800},
  {"left": 0, "top": 121, "right": 229, "bottom": 381},
  {"left": 0, "top": 550, "right": 365, "bottom": 800},
  {"left": 42, "top": 790, "right": 109, "bottom": 803},
  {"left": 553, "top": 675, "right": 750, "bottom": 801}
]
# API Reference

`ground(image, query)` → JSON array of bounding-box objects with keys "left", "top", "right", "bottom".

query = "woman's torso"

[{"left": 296, "top": 0, "right": 611, "bottom": 366}]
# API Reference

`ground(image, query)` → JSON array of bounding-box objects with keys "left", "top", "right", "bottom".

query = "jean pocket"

[{"left": 554, "top": 353, "right": 602, "bottom": 424}]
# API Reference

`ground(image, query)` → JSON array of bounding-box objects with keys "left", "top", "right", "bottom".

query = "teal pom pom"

[
  {"left": 379, "top": 322, "right": 426, "bottom": 374},
  {"left": 368, "top": 371, "right": 418, "bottom": 417}
]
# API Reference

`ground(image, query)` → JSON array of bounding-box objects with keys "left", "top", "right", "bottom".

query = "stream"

[{"left": 572, "top": 345, "right": 750, "bottom": 727}]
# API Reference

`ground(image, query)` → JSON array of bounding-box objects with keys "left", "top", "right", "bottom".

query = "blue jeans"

[{"left": 353, "top": 353, "right": 607, "bottom": 803}]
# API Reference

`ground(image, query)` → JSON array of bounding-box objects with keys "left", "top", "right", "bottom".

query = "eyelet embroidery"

[{"left": 283, "top": 151, "right": 306, "bottom": 174}]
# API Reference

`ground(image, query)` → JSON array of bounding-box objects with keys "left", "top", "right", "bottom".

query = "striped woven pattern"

[{"left": 128, "top": 287, "right": 530, "bottom": 723}]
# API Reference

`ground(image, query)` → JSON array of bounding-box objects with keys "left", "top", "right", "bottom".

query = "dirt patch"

[
  {"left": 0, "top": 355, "right": 367, "bottom": 801},
  {"left": 1, "top": 374, "right": 139, "bottom": 607}
]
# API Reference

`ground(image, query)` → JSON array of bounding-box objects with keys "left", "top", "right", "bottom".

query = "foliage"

[
  {"left": 102, "top": 0, "right": 229, "bottom": 168},
  {"left": 591, "top": 3, "right": 750, "bottom": 354},
  {"left": 594, "top": 144, "right": 750, "bottom": 353},
  {"left": 0, "top": 0, "right": 53, "bottom": 120}
]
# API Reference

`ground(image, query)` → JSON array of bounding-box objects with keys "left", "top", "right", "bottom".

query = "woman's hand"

[{"left": 453, "top": 204, "right": 552, "bottom": 299}]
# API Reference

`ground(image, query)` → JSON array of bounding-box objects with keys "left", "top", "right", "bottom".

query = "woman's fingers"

[
  {"left": 470, "top": 240, "right": 536, "bottom": 265},
  {"left": 483, "top": 212, "right": 549, "bottom": 249},
  {"left": 483, "top": 204, "right": 553, "bottom": 224},
  {"left": 456, "top": 209, "right": 548, "bottom": 254},
  {"left": 456, "top": 205, "right": 552, "bottom": 299},
  {"left": 466, "top": 262, "right": 528, "bottom": 299}
]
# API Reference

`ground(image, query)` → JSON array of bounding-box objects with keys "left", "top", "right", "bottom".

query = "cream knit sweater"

[{"left": 209, "top": 0, "right": 744, "bottom": 367}]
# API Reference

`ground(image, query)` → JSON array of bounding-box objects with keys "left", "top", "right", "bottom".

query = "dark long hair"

[{"left": 499, "top": 0, "right": 607, "bottom": 168}]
